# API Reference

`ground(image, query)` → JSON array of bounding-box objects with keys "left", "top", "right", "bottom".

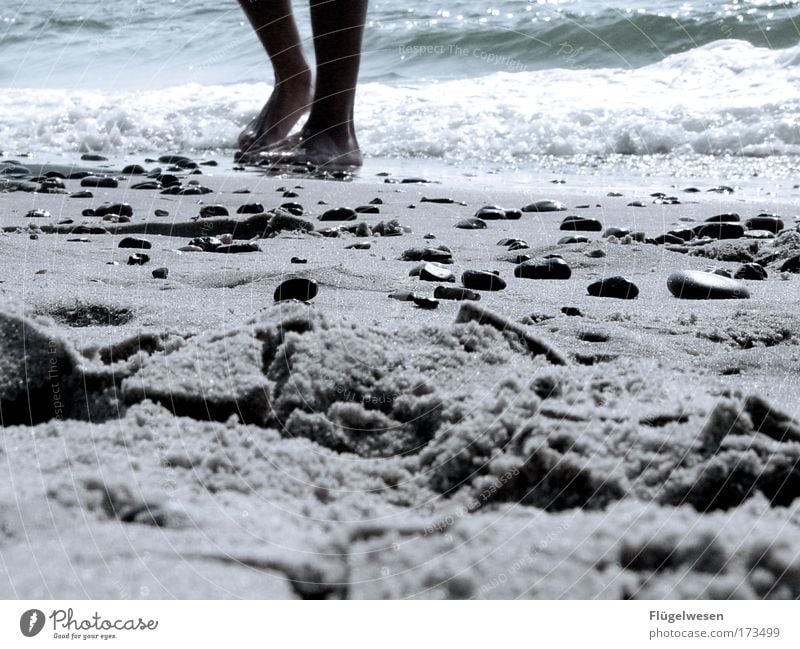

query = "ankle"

[{"left": 275, "top": 67, "right": 312, "bottom": 91}]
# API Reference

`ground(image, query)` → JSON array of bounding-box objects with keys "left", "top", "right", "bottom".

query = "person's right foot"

[
  {"left": 240, "top": 126, "right": 363, "bottom": 168},
  {"left": 237, "top": 71, "right": 313, "bottom": 153}
]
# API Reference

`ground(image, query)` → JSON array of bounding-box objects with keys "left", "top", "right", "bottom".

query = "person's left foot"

[{"left": 240, "top": 126, "right": 363, "bottom": 168}]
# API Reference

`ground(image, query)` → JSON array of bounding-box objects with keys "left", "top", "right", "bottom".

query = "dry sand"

[{"left": 1, "top": 162, "right": 799, "bottom": 599}]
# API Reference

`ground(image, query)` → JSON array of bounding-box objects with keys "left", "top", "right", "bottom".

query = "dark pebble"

[
  {"left": 780, "top": 254, "right": 800, "bottom": 273},
  {"left": 280, "top": 202, "right": 305, "bottom": 216},
  {"left": 127, "top": 253, "right": 150, "bottom": 266},
  {"left": 561, "top": 307, "right": 582, "bottom": 317},
  {"left": 369, "top": 198, "right": 383, "bottom": 205},
  {"left": 461, "top": 270, "right": 506, "bottom": 291},
  {"left": 282, "top": 191, "right": 299, "bottom": 198},
  {"left": 175, "top": 185, "right": 212, "bottom": 195},
  {"left": 455, "top": 217, "right": 487, "bottom": 230},
  {"left": 131, "top": 181, "right": 162, "bottom": 190},
  {"left": 497, "top": 238, "right": 528, "bottom": 247},
  {"left": 521, "top": 200, "right": 565, "bottom": 212},
  {"left": 475, "top": 205, "right": 506, "bottom": 220},
  {"left": 152, "top": 267, "right": 169, "bottom": 279},
  {"left": 319, "top": 207, "right": 357, "bottom": 221},
  {"left": 667, "top": 270, "right": 750, "bottom": 299},
  {"left": 25, "top": 209, "right": 50, "bottom": 218},
  {"left": 558, "top": 235, "right": 589, "bottom": 245},
  {"left": 213, "top": 242, "right": 261, "bottom": 254},
  {"left": 587, "top": 276, "right": 639, "bottom": 299},
  {"left": 119, "top": 237, "right": 151, "bottom": 250},
  {"left": 355, "top": 205, "right": 380, "bottom": 214},
  {"left": 705, "top": 213, "right": 740, "bottom": 222},
  {"left": 434, "top": 286, "right": 480, "bottom": 301},
  {"left": 81, "top": 153, "right": 107, "bottom": 161},
  {"left": 388, "top": 290, "right": 415, "bottom": 301},
  {"left": 515, "top": 257, "right": 572, "bottom": 280},
  {"left": 154, "top": 209, "right": 169, "bottom": 217},
  {"left": 652, "top": 233, "right": 686, "bottom": 245},
  {"left": 734, "top": 263, "right": 768, "bottom": 280},
  {"left": 274, "top": 278, "right": 318, "bottom": 302},
  {"left": 745, "top": 216, "right": 783, "bottom": 233},
  {"left": 401, "top": 247, "right": 453, "bottom": 263},
  {"left": 693, "top": 223, "right": 745, "bottom": 239},
  {"left": 290, "top": 257, "right": 307, "bottom": 264},
  {"left": 90, "top": 203, "right": 133, "bottom": 218},
  {"left": 667, "top": 228, "right": 695, "bottom": 241},
  {"left": 421, "top": 197, "right": 464, "bottom": 205},
  {"left": 81, "top": 176, "right": 118, "bottom": 188},
  {"left": 121, "top": 164, "right": 147, "bottom": 175},
  {"left": 237, "top": 202, "right": 265, "bottom": 214},
  {"left": 413, "top": 295, "right": 439, "bottom": 309},
  {"left": 560, "top": 216, "right": 602, "bottom": 232},
  {"left": 604, "top": 227, "right": 630, "bottom": 238},
  {"left": 419, "top": 263, "right": 455, "bottom": 282},
  {"left": 199, "top": 204, "right": 229, "bottom": 218}
]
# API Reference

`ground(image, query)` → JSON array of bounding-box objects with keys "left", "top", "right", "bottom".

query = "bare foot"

[
  {"left": 242, "top": 127, "right": 363, "bottom": 168},
  {"left": 237, "top": 72, "right": 313, "bottom": 153}
]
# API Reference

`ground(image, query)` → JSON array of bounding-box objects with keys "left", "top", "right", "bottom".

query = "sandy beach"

[{"left": 0, "top": 158, "right": 798, "bottom": 599}]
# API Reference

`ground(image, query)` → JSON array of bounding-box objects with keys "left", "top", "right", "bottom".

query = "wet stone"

[
  {"left": 561, "top": 216, "right": 602, "bottom": 232},
  {"left": 388, "top": 290, "right": 415, "bottom": 301},
  {"left": 667, "top": 270, "right": 750, "bottom": 299},
  {"left": 355, "top": 205, "right": 380, "bottom": 214},
  {"left": 130, "top": 181, "right": 162, "bottom": 190},
  {"left": 780, "top": 254, "right": 800, "bottom": 273},
  {"left": 319, "top": 207, "right": 357, "bottom": 221},
  {"left": 290, "top": 257, "right": 307, "bottom": 264},
  {"left": 734, "top": 263, "right": 768, "bottom": 281},
  {"left": 25, "top": 209, "right": 50, "bottom": 218},
  {"left": 461, "top": 270, "right": 506, "bottom": 291},
  {"left": 522, "top": 200, "right": 565, "bottom": 213},
  {"left": 237, "top": 202, "right": 265, "bottom": 214},
  {"left": 413, "top": 295, "right": 439, "bottom": 309},
  {"left": 80, "top": 175, "right": 118, "bottom": 188},
  {"left": 455, "top": 217, "right": 487, "bottom": 230},
  {"left": 745, "top": 216, "right": 784, "bottom": 233},
  {"left": 434, "top": 286, "right": 481, "bottom": 301},
  {"left": 121, "top": 164, "right": 147, "bottom": 175},
  {"left": 558, "top": 235, "right": 589, "bottom": 245},
  {"left": 401, "top": 247, "right": 453, "bottom": 263},
  {"left": 693, "top": 223, "right": 745, "bottom": 240},
  {"left": 475, "top": 206, "right": 506, "bottom": 220},
  {"left": 213, "top": 242, "right": 261, "bottom": 254},
  {"left": 419, "top": 263, "right": 455, "bottom": 283},
  {"left": 274, "top": 278, "right": 318, "bottom": 302},
  {"left": 667, "top": 228, "right": 695, "bottom": 242},
  {"left": 127, "top": 253, "right": 150, "bottom": 266},
  {"left": 118, "top": 237, "right": 152, "bottom": 250},
  {"left": 705, "top": 213, "right": 740, "bottom": 223},
  {"left": 587, "top": 276, "right": 639, "bottom": 299},
  {"left": 69, "top": 190, "right": 93, "bottom": 198},
  {"left": 280, "top": 202, "right": 304, "bottom": 216},
  {"left": 561, "top": 307, "right": 583, "bottom": 317},
  {"left": 515, "top": 257, "right": 572, "bottom": 280},
  {"left": 652, "top": 233, "right": 686, "bottom": 245},
  {"left": 152, "top": 267, "right": 169, "bottom": 279},
  {"left": 200, "top": 204, "right": 229, "bottom": 218},
  {"left": 604, "top": 227, "right": 630, "bottom": 238},
  {"left": 89, "top": 203, "right": 133, "bottom": 218}
]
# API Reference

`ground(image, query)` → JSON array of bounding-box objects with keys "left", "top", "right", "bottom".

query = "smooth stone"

[
  {"left": 604, "top": 227, "right": 630, "bottom": 238},
  {"left": 319, "top": 207, "right": 357, "bottom": 221},
  {"left": 90, "top": 203, "right": 133, "bottom": 217},
  {"left": 118, "top": 237, "right": 152, "bottom": 250},
  {"left": 237, "top": 202, "right": 265, "bottom": 214},
  {"left": 475, "top": 206, "right": 506, "bottom": 220},
  {"left": 150, "top": 174, "right": 181, "bottom": 187},
  {"left": 667, "top": 228, "right": 695, "bottom": 241},
  {"left": 455, "top": 217, "right": 487, "bottom": 230},
  {"left": 745, "top": 216, "right": 784, "bottom": 233},
  {"left": 705, "top": 213, "right": 740, "bottom": 222},
  {"left": 561, "top": 307, "right": 582, "bottom": 316},
  {"left": 401, "top": 247, "right": 453, "bottom": 263},
  {"left": 514, "top": 257, "right": 571, "bottom": 280},
  {"left": 69, "top": 190, "right": 93, "bottom": 198},
  {"left": 130, "top": 181, "right": 162, "bottom": 190},
  {"left": 420, "top": 197, "right": 465, "bottom": 205},
  {"left": 585, "top": 249, "right": 606, "bottom": 258},
  {"left": 369, "top": 198, "right": 383, "bottom": 204},
  {"left": 627, "top": 200, "right": 646, "bottom": 207},
  {"left": 693, "top": 223, "right": 745, "bottom": 240},
  {"left": 25, "top": 209, "right": 50, "bottom": 218},
  {"left": 127, "top": 253, "right": 150, "bottom": 266},
  {"left": 743, "top": 230, "right": 775, "bottom": 240},
  {"left": 121, "top": 164, "right": 147, "bottom": 175},
  {"left": 290, "top": 257, "right": 307, "bottom": 264},
  {"left": 413, "top": 295, "right": 439, "bottom": 309},
  {"left": 461, "top": 270, "right": 506, "bottom": 291},
  {"left": 152, "top": 267, "right": 169, "bottom": 279},
  {"left": 355, "top": 205, "right": 380, "bottom": 214},
  {"left": 705, "top": 267, "right": 732, "bottom": 278},
  {"left": 200, "top": 204, "right": 229, "bottom": 218},
  {"left": 213, "top": 242, "right": 261, "bottom": 254},
  {"left": 508, "top": 241, "right": 529, "bottom": 251},
  {"left": 80, "top": 176, "right": 118, "bottom": 188},
  {"left": 504, "top": 209, "right": 523, "bottom": 220},
  {"left": 560, "top": 216, "right": 602, "bottom": 232},
  {"left": 780, "top": 254, "right": 800, "bottom": 273},
  {"left": 419, "top": 263, "right": 455, "bottom": 282},
  {"left": 707, "top": 186, "right": 735, "bottom": 194},
  {"left": 280, "top": 202, "right": 304, "bottom": 216},
  {"left": 558, "top": 235, "right": 589, "bottom": 245},
  {"left": 345, "top": 242, "right": 372, "bottom": 250},
  {"left": 667, "top": 270, "right": 750, "bottom": 299},
  {"left": 497, "top": 238, "right": 528, "bottom": 247},
  {"left": 652, "top": 233, "right": 685, "bottom": 245},
  {"left": 154, "top": 209, "right": 169, "bottom": 217},
  {"left": 521, "top": 200, "right": 565, "bottom": 212},
  {"left": 434, "top": 286, "right": 481, "bottom": 301},
  {"left": 388, "top": 290, "right": 416, "bottom": 301},
  {"left": 274, "top": 278, "right": 318, "bottom": 302},
  {"left": 734, "top": 263, "right": 768, "bottom": 280}
]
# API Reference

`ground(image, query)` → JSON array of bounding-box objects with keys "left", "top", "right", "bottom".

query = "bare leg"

[
  {"left": 237, "top": 0, "right": 313, "bottom": 152},
  {"left": 248, "top": 0, "right": 368, "bottom": 167}
]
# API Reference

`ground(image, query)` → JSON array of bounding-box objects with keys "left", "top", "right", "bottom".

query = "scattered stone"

[
  {"left": 130, "top": 181, "right": 162, "bottom": 190},
  {"left": 433, "top": 286, "right": 480, "bottom": 301},
  {"left": 561, "top": 216, "right": 602, "bottom": 232},
  {"left": 69, "top": 190, "right": 94, "bottom": 198},
  {"left": 401, "top": 247, "right": 453, "bottom": 263},
  {"left": 345, "top": 241, "right": 372, "bottom": 250},
  {"left": 461, "top": 270, "right": 506, "bottom": 291},
  {"left": 745, "top": 216, "right": 784, "bottom": 233},
  {"left": 667, "top": 270, "right": 750, "bottom": 299},
  {"left": 455, "top": 217, "right": 487, "bottom": 230},
  {"left": 587, "top": 276, "right": 639, "bottom": 299},
  {"left": 118, "top": 237, "right": 151, "bottom": 250},
  {"left": 707, "top": 185, "right": 735, "bottom": 194},
  {"left": 152, "top": 267, "right": 169, "bottom": 279},
  {"left": 627, "top": 200, "right": 646, "bottom": 207},
  {"left": 743, "top": 230, "right": 775, "bottom": 240},
  {"left": 355, "top": 205, "right": 380, "bottom": 214},
  {"left": 558, "top": 235, "right": 589, "bottom": 245},
  {"left": 475, "top": 205, "right": 506, "bottom": 220},
  {"left": 604, "top": 227, "right": 630, "bottom": 238},
  {"left": 515, "top": 257, "right": 572, "bottom": 280},
  {"left": 87, "top": 203, "right": 133, "bottom": 218},
  {"left": 561, "top": 307, "right": 582, "bottom": 316},
  {"left": 705, "top": 267, "right": 732, "bottom": 278},
  {"left": 693, "top": 223, "right": 745, "bottom": 240},
  {"left": 121, "top": 164, "right": 147, "bottom": 175},
  {"left": 497, "top": 238, "right": 528, "bottom": 247},
  {"left": 200, "top": 204, "right": 229, "bottom": 218},
  {"left": 154, "top": 209, "right": 169, "bottom": 217},
  {"left": 705, "top": 213, "right": 740, "bottom": 223},
  {"left": 388, "top": 290, "right": 415, "bottom": 301},
  {"left": 25, "top": 209, "right": 50, "bottom": 218},
  {"left": 667, "top": 228, "right": 695, "bottom": 242},
  {"left": 734, "top": 263, "right": 768, "bottom": 280},
  {"left": 80, "top": 176, "right": 118, "bottom": 188},
  {"left": 652, "top": 233, "right": 686, "bottom": 245},
  {"left": 236, "top": 202, "right": 264, "bottom": 214},
  {"left": 521, "top": 200, "right": 565, "bottom": 212},
  {"left": 372, "top": 219, "right": 404, "bottom": 237},
  {"left": 213, "top": 242, "right": 260, "bottom": 254},
  {"left": 280, "top": 202, "right": 304, "bottom": 216},
  {"left": 81, "top": 153, "right": 107, "bottom": 161},
  {"left": 419, "top": 263, "right": 455, "bottom": 282},
  {"left": 274, "top": 278, "right": 318, "bottom": 302},
  {"left": 319, "top": 207, "right": 357, "bottom": 221},
  {"left": 585, "top": 249, "right": 606, "bottom": 258},
  {"left": 413, "top": 295, "right": 439, "bottom": 309},
  {"left": 290, "top": 257, "right": 307, "bottom": 264},
  {"left": 780, "top": 254, "right": 800, "bottom": 273},
  {"left": 127, "top": 253, "right": 150, "bottom": 266}
]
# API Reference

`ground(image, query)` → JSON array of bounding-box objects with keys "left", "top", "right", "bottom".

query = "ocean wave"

[{"left": 1, "top": 40, "right": 799, "bottom": 160}]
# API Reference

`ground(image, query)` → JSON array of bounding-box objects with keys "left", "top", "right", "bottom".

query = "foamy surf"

[{"left": 1, "top": 40, "right": 799, "bottom": 161}]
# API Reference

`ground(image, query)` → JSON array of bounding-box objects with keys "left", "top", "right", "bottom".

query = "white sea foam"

[{"left": 1, "top": 40, "right": 799, "bottom": 161}]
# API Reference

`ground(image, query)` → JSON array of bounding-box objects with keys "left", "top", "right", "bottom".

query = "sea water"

[{"left": 1, "top": 0, "right": 799, "bottom": 172}]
